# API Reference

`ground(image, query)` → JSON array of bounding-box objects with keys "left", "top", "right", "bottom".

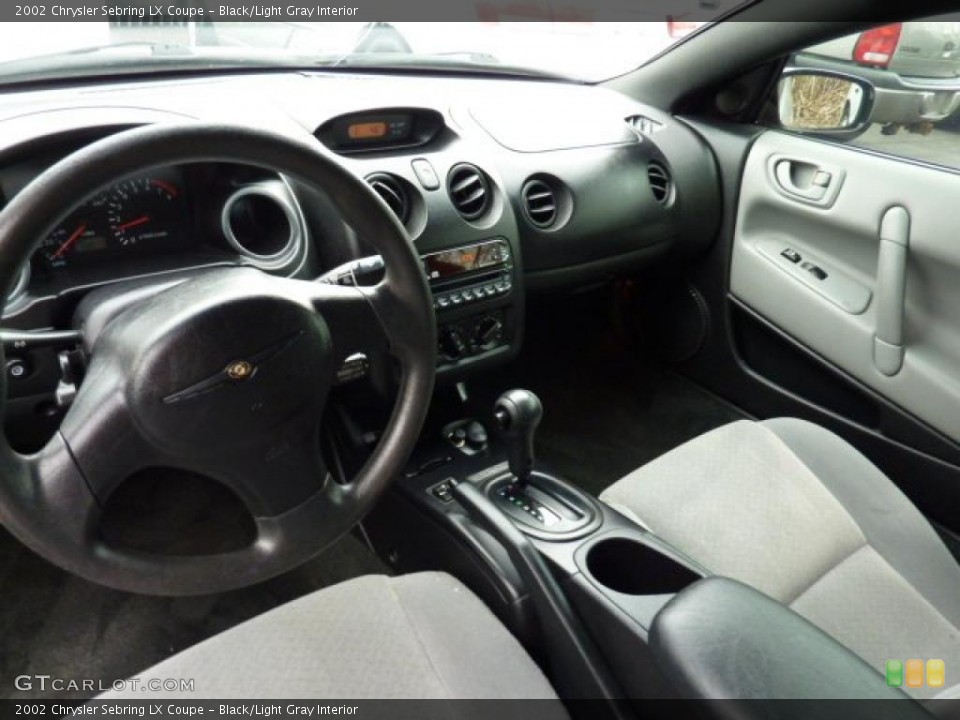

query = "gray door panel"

[{"left": 732, "top": 131, "right": 960, "bottom": 443}]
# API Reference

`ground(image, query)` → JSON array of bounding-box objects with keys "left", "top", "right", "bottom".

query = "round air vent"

[
  {"left": 222, "top": 180, "right": 303, "bottom": 269},
  {"left": 521, "top": 179, "right": 558, "bottom": 228},
  {"left": 366, "top": 173, "right": 410, "bottom": 225},
  {"left": 648, "top": 162, "right": 673, "bottom": 205},
  {"left": 447, "top": 164, "right": 491, "bottom": 221}
]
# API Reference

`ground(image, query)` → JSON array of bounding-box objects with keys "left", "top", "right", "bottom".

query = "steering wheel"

[{"left": 0, "top": 124, "right": 436, "bottom": 595}]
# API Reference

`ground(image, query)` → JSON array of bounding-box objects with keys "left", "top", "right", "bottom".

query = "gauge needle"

[
  {"left": 118, "top": 215, "right": 150, "bottom": 232},
  {"left": 52, "top": 224, "right": 87, "bottom": 259}
]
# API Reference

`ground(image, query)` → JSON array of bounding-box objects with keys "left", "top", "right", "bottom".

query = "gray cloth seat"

[
  {"left": 600, "top": 417, "right": 960, "bottom": 702},
  {"left": 102, "top": 572, "right": 560, "bottom": 701}
]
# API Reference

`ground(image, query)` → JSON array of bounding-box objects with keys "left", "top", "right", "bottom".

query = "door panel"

[{"left": 732, "top": 131, "right": 960, "bottom": 443}]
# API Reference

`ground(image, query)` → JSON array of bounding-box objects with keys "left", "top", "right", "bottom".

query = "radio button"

[
  {"left": 437, "top": 296, "right": 451, "bottom": 309},
  {"left": 462, "top": 289, "right": 475, "bottom": 301},
  {"left": 450, "top": 293, "right": 464, "bottom": 306}
]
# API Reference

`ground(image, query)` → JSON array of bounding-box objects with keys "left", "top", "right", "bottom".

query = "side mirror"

[{"left": 777, "top": 69, "right": 875, "bottom": 138}]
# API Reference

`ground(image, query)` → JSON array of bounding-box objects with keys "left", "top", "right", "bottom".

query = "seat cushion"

[
  {"left": 101, "top": 572, "right": 561, "bottom": 701},
  {"left": 600, "top": 418, "right": 960, "bottom": 701}
]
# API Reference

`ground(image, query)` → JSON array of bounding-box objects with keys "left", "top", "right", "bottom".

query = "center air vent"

[
  {"left": 366, "top": 173, "right": 410, "bottom": 225},
  {"left": 521, "top": 180, "right": 559, "bottom": 229},
  {"left": 648, "top": 162, "right": 673, "bottom": 205},
  {"left": 447, "top": 164, "right": 491, "bottom": 221}
]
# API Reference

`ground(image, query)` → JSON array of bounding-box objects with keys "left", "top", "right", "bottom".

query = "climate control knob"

[
  {"left": 439, "top": 326, "right": 468, "bottom": 360},
  {"left": 475, "top": 316, "right": 504, "bottom": 348}
]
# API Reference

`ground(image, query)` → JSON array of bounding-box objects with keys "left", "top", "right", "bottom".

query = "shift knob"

[{"left": 493, "top": 389, "right": 543, "bottom": 484}]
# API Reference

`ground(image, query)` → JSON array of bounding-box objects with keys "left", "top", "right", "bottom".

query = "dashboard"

[{"left": 0, "top": 70, "right": 722, "bottom": 450}]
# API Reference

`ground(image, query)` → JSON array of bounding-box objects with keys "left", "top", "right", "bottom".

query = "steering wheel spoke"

[
  {"left": 9, "top": 435, "right": 103, "bottom": 559},
  {"left": 193, "top": 409, "right": 332, "bottom": 517},
  {"left": 302, "top": 280, "right": 392, "bottom": 364},
  {"left": 58, "top": 359, "right": 158, "bottom": 503}
]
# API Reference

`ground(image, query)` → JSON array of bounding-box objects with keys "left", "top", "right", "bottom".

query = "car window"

[
  {"left": 0, "top": 16, "right": 746, "bottom": 85},
  {"left": 769, "top": 17, "right": 960, "bottom": 170}
]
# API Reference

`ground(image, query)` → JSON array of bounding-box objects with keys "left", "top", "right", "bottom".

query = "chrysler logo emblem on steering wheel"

[
  {"left": 226, "top": 360, "right": 254, "bottom": 381},
  {"left": 162, "top": 331, "right": 304, "bottom": 405}
]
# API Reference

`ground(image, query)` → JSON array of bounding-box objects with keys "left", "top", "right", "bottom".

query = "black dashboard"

[{"left": 0, "top": 70, "right": 721, "bottom": 450}]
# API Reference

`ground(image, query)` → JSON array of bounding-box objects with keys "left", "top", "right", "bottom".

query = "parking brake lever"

[{"left": 451, "top": 478, "right": 628, "bottom": 715}]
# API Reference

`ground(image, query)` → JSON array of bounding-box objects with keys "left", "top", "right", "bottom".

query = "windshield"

[{"left": 0, "top": 17, "right": 737, "bottom": 85}]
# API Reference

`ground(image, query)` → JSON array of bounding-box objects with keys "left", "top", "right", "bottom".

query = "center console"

[
  {"left": 365, "top": 387, "right": 709, "bottom": 708},
  {"left": 423, "top": 237, "right": 520, "bottom": 374},
  {"left": 320, "top": 235, "right": 522, "bottom": 379}
]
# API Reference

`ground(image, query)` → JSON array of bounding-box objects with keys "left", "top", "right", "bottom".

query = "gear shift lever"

[
  {"left": 493, "top": 389, "right": 543, "bottom": 485},
  {"left": 488, "top": 389, "right": 599, "bottom": 537}
]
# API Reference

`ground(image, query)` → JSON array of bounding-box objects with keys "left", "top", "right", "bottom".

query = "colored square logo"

[
  {"left": 886, "top": 660, "right": 904, "bottom": 687},
  {"left": 886, "top": 659, "right": 945, "bottom": 688},
  {"left": 927, "top": 660, "right": 946, "bottom": 689},
  {"left": 906, "top": 659, "right": 925, "bottom": 688}
]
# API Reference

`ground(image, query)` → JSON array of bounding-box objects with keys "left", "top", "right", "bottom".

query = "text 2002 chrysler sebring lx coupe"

[{"left": 2, "top": 6, "right": 960, "bottom": 719}]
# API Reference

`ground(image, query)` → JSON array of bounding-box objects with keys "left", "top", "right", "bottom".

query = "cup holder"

[{"left": 585, "top": 537, "right": 701, "bottom": 595}]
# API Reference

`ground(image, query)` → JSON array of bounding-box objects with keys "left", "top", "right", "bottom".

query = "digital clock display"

[
  {"left": 316, "top": 109, "right": 445, "bottom": 155},
  {"left": 348, "top": 121, "right": 388, "bottom": 140},
  {"left": 342, "top": 114, "right": 413, "bottom": 146}
]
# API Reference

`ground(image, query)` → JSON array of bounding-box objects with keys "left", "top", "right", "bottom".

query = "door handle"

[
  {"left": 774, "top": 159, "right": 834, "bottom": 201},
  {"left": 874, "top": 206, "right": 910, "bottom": 376}
]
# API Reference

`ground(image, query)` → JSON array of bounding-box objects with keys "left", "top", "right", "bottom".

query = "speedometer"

[
  {"left": 31, "top": 172, "right": 188, "bottom": 273},
  {"left": 106, "top": 177, "right": 182, "bottom": 248}
]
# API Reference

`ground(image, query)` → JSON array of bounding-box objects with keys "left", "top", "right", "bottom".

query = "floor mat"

[
  {"left": 534, "top": 366, "right": 746, "bottom": 498},
  {"left": 0, "top": 528, "right": 390, "bottom": 700},
  {"left": 475, "top": 290, "right": 748, "bottom": 498},
  {"left": 504, "top": 356, "right": 747, "bottom": 498}
]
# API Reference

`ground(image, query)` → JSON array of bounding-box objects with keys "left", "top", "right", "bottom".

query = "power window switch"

[
  {"left": 430, "top": 480, "right": 454, "bottom": 503},
  {"left": 801, "top": 261, "right": 828, "bottom": 280},
  {"left": 781, "top": 248, "right": 802, "bottom": 264}
]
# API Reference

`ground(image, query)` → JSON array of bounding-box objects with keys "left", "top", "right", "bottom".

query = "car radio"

[{"left": 421, "top": 238, "right": 513, "bottom": 312}]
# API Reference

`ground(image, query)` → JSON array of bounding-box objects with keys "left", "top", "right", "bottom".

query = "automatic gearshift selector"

[
  {"left": 494, "top": 389, "right": 543, "bottom": 484},
  {"left": 487, "top": 389, "right": 600, "bottom": 539}
]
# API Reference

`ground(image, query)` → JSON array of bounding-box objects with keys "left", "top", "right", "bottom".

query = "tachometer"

[
  {"left": 35, "top": 192, "right": 110, "bottom": 270},
  {"left": 106, "top": 177, "right": 182, "bottom": 248}
]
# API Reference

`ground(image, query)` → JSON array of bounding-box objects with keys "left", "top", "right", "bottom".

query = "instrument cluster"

[
  {"left": 33, "top": 171, "right": 190, "bottom": 274},
  {"left": 2, "top": 162, "right": 310, "bottom": 310}
]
